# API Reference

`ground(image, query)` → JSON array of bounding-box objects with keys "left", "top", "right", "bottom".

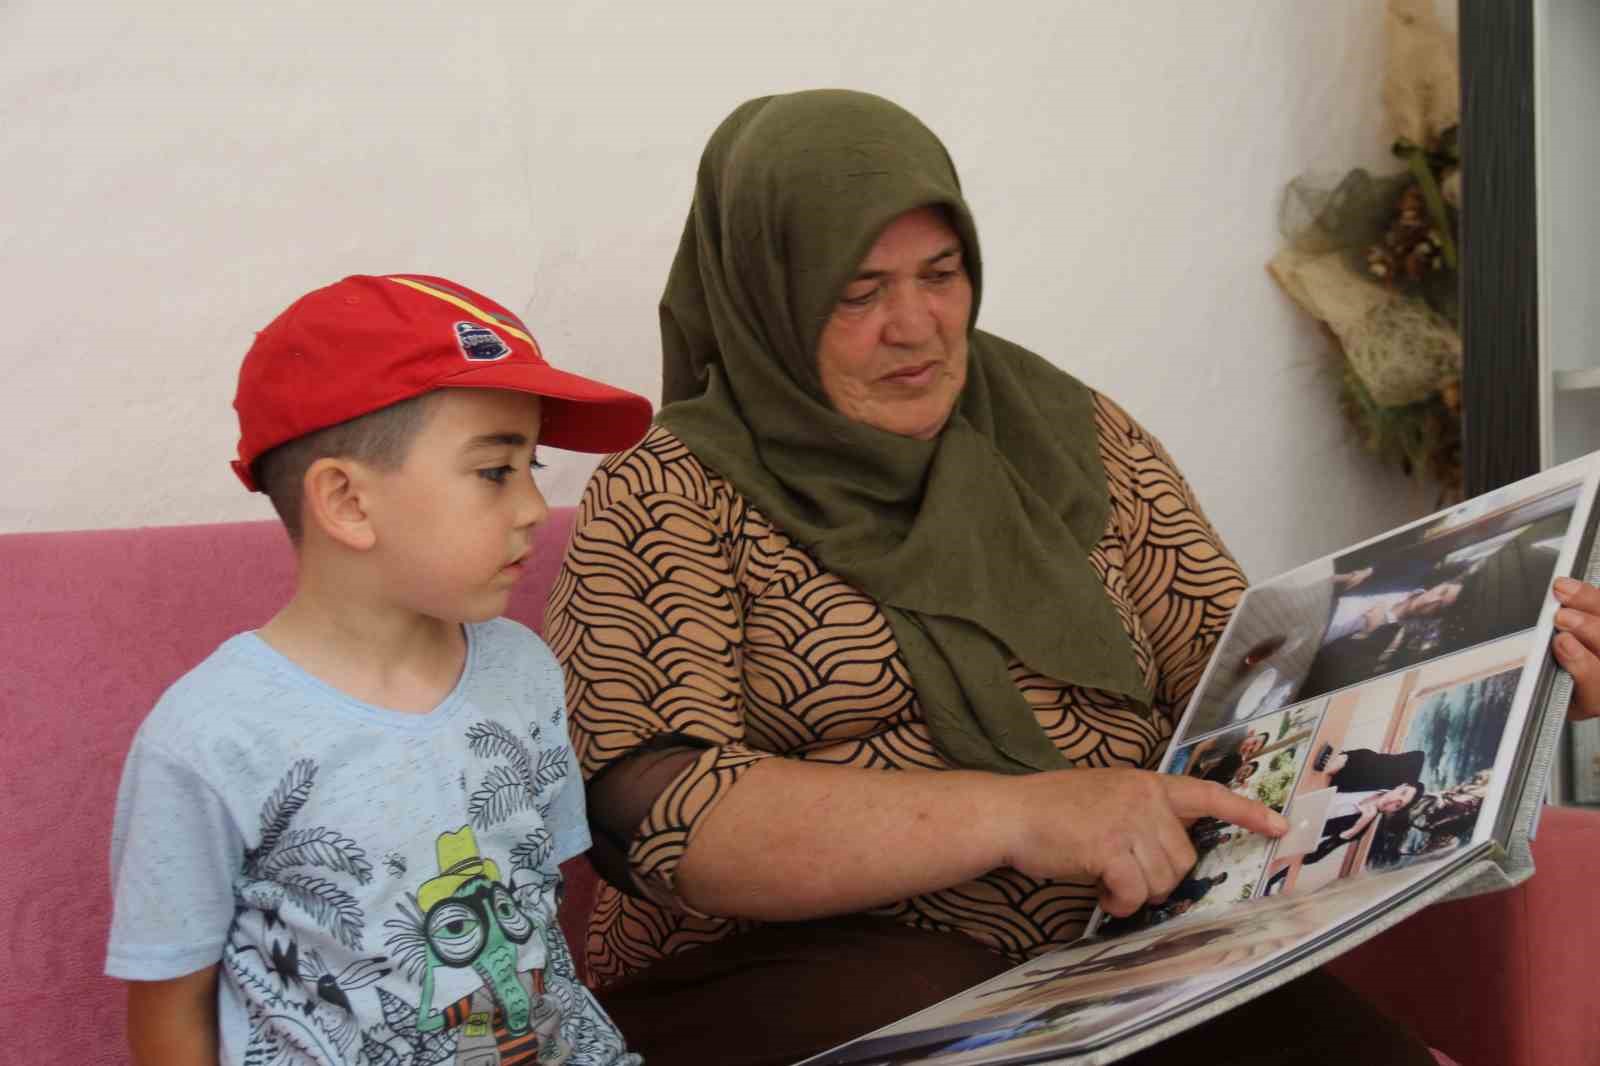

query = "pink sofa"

[{"left": 2, "top": 512, "right": 1596, "bottom": 1066}]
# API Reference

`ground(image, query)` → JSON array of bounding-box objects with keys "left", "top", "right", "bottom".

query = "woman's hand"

[
  {"left": 1332, "top": 566, "right": 1375, "bottom": 594},
  {"left": 1000, "top": 769, "right": 1288, "bottom": 918},
  {"left": 1359, "top": 600, "right": 1397, "bottom": 636},
  {"left": 1340, "top": 801, "right": 1380, "bottom": 841},
  {"left": 1551, "top": 577, "right": 1600, "bottom": 720}
]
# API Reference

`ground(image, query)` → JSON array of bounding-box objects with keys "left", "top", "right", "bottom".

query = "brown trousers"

[{"left": 596, "top": 916, "right": 1437, "bottom": 1066}]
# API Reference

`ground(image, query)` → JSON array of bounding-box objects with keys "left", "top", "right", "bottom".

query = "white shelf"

[{"left": 1554, "top": 368, "right": 1600, "bottom": 392}]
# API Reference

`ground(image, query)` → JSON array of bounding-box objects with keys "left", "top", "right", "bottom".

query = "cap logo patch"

[{"left": 454, "top": 321, "right": 512, "bottom": 362}]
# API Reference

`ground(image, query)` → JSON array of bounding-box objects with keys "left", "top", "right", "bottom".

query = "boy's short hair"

[
  {"left": 231, "top": 273, "right": 653, "bottom": 533},
  {"left": 252, "top": 392, "right": 436, "bottom": 541}
]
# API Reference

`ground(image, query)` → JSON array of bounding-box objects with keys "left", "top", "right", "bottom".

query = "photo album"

[{"left": 799, "top": 452, "right": 1600, "bottom": 1066}]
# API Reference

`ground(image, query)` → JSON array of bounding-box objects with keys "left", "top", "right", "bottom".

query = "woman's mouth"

[{"left": 881, "top": 360, "right": 940, "bottom": 387}]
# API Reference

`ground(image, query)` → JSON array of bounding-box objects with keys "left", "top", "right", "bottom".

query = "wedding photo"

[{"left": 1262, "top": 635, "right": 1530, "bottom": 898}]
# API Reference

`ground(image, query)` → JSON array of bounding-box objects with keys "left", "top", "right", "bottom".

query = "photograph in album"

[
  {"left": 1179, "top": 477, "right": 1581, "bottom": 740},
  {"left": 801, "top": 863, "right": 1450, "bottom": 1066}
]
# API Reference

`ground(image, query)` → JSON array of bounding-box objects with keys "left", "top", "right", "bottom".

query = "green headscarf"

[{"left": 656, "top": 90, "right": 1150, "bottom": 774}]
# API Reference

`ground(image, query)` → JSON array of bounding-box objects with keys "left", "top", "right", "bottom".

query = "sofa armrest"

[{"left": 1328, "top": 805, "right": 1600, "bottom": 1066}]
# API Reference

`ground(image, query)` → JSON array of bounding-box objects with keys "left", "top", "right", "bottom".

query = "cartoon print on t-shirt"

[
  {"left": 447, "top": 713, "right": 633, "bottom": 1062},
  {"left": 220, "top": 715, "right": 632, "bottom": 1064},
  {"left": 381, "top": 826, "right": 573, "bottom": 1064}
]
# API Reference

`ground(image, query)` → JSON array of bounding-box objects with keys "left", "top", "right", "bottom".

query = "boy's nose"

[{"left": 517, "top": 470, "right": 550, "bottom": 529}]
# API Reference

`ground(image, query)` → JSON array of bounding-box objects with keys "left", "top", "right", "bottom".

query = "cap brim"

[{"left": 438, "top": 361, "right": 653, "bottom": 454}]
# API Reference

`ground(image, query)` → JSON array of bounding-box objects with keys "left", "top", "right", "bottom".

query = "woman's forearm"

[
  {"left": 672, "top": 757, "right": 1286, "bottom": 921},
  {"left": 674, "top": 758, "right": 1015, "bottom": 920}
]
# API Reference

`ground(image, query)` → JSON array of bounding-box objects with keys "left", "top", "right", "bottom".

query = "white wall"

[{"left": 0, "top": 0, "right": 1438, "bottom": 578}]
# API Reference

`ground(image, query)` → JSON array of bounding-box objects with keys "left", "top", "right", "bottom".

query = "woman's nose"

[{"left": 881, "top": 287, "right": 937, "bottom": 346}]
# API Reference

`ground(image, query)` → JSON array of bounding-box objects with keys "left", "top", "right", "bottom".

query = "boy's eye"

[{"left": 479, "top": 458, "right": 544, "bottom": 484}]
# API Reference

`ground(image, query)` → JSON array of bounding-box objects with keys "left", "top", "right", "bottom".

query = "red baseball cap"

[{"left": 231, "top": 274, "right": 653, "bottom": 491}]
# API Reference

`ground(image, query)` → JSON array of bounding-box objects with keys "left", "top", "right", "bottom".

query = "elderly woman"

[{"left": 546, "top": 90, "right": 1598, "bottom": 1066}]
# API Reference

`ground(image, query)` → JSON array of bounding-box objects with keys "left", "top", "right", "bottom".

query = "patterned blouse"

[{"left": 544, "top": 393, "right": 1246, "bottom": 986}]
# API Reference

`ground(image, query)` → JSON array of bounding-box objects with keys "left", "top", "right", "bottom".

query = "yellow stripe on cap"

[{"left": 384, "top": 276, "right": 537, "bottom": 348}]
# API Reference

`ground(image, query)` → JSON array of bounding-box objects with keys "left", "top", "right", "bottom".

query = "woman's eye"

[
  {"left": 924, "top": 268, "right": 959, "bottom": 285},
  {"left": 530, "top": 457, "right": 547, "bottom": 471},
  {"left": 478, "top": 466, "right": 514, "bottom": 485},
  {"left": 838, "top": 287, "right": 877, "bottom": 308}
]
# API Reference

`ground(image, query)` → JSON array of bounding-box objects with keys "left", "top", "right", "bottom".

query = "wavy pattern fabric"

[{"left": 544, "top": 394, "right": 1245, "bottom": 985}]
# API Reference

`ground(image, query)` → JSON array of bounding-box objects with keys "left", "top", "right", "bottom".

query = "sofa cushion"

[
  {"left": 1329, "top": 803, "right": 1600, "bottom": 1066},
  {"left": 0, "top": 510, "right": 577, "bottom": 1064}
]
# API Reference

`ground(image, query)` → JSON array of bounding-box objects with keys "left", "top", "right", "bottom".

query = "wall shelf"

[{"left": 1554, "top": 367, "right": 1600, "bottom": 392}]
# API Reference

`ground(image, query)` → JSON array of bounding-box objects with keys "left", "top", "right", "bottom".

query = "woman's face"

[
  {"left": 815, "top": 206, "right": 972, "bottom": 439},
  {"left": 1377, "top": 784, "right": 1419, "bottom": 813}
]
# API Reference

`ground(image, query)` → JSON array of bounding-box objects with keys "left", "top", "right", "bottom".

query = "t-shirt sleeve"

[
  {"left": 546, "top": 738, "right": 593, "bottom": 867},
  {"left": 105, "top": 728, "right": 243, "bottom": 981},
  {"left": 508, "top": 625, "right": 594, "bottom": 868}
]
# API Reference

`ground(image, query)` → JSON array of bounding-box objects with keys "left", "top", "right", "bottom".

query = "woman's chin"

[{"left": 875, "top": 403, "right": 956, "bottom": 441}]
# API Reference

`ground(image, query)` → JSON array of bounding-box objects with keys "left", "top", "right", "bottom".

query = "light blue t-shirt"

[{"left": 106, "top": 618, "right": 639, "bottom": 1065}]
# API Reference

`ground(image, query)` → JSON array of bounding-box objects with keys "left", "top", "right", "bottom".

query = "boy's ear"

[{"left": 302, "top": 458, "right": 378, "bottom": 551}]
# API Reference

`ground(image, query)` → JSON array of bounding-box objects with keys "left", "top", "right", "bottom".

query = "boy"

[{"left": 105, "top": 274, "right": 652, "bottom": 1065}]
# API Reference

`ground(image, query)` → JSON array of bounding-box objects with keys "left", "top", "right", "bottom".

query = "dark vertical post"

[{"left": 1460, "top": 0, "right": 1541, "bottom": 493}]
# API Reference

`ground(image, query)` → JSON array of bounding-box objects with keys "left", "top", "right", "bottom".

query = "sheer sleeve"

[
  {"left": 582, "top": 739, "right": 707, "bottom": 898},
  {"left": 544, "top": 431, "right": 780, "bottom": 913},
  {"left": 1093, "top": 394, "right": 1248, "bottom": 720}
]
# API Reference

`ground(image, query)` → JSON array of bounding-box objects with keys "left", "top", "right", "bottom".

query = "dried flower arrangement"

[{"left": 1269, "top": 0, "right": 1463, "bottom": 503}]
